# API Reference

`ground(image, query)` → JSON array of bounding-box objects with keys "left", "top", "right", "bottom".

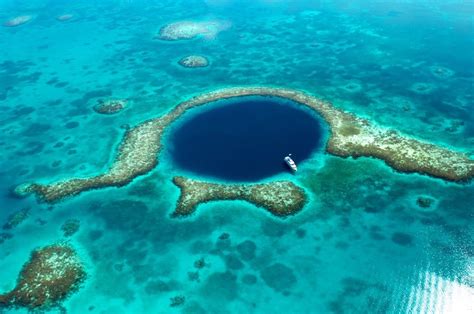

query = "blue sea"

[
  {"left": 167, "top": 96, "right": 325, "bottom": 182},
  {"left": 0, "top": 0, "right": 473, "bottom": 313}
]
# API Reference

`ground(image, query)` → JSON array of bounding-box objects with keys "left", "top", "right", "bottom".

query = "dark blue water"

[
  {"left": 169, "top": 97, "right": 325, "bottom": 181},
  {"left": 2, "top": 1, "right": 473, "bottom": 313}
]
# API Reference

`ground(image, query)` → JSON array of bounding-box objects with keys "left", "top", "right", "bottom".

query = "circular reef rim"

[{"left": 16, "top": 86, "right": 474, "bottom": 218}]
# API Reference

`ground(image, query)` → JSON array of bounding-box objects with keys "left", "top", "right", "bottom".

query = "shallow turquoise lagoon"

[{"left": 0, "top": 0, "right": 473, "bottom": 313}]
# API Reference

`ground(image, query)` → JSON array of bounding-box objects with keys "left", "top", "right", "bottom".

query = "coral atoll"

[
  {"left": 157, "top": 20, "right": 230, "bottom": 41},
  {"left": 16, "top": 87, "right": 474, "bottom": 206},
  {"left": 93, "top": 98, "right": 127, "bottom": 115},
  {"left": 0, "top": 244, "right": 86, "bottom": 310},
  {"left": 178, "top": 55, "right": 209, "bottom": 68},
  {"left": 172, "top": 176, "right": 307, "bottom": 217}
]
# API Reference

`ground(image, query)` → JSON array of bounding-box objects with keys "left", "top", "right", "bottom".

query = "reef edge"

[{"left": 17, "top": 87, "right": 474, "bottom": 204}]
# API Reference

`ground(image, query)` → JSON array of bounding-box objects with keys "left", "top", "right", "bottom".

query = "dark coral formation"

[
  {"left": 328, "top": 277, "right": 389, "bottom": 313},
  {"left": 0, "top": 232, "right": 13, "bottom": 245},
  {"left": 172, "top": 176, "right": 307, "bottom": 217},
  {"left": 0, "top": 244, "right": 86, "bottom": 310},
  {"left": 236, "top": 240, "right": 257, "bottom": 261},
  {"left": 409, "top": 82, "right": 436, "bottom": 94},
  {"left": 429, "top": 65, "right": 454, "bottom": 79},
  {"left": 260, "top": 263, "right": 297, "bottom": 292},
  {"left": 178, "top": 55, "right": 209, "bottom": 68},
  {"left": 16, "top": 87, "right": 474, "bottom": 205},
  {"left": 194, "top": 257, "right": 207, "bottom": 269},
  {"left": 170, "top": 295, "right": 186, "bottom": 307},
  {"left": 416, "top": 196, "right": 435, "bottom": 209},
  {"left": 391, "top": 232, "right": 413, "bottom": 246},
  {"left": 93, "top": 98, "right": 126, "bottom": 114},
  {"left": 61, "top": 219, "right": 80, "bottom": 237},
  {"left": 2, "top": 208, "right": 29, "bottom": 230}
]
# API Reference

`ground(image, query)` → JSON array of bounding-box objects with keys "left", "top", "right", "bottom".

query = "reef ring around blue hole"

[{"left": 166, "top": 96, "right": 326, "bottom": 182}]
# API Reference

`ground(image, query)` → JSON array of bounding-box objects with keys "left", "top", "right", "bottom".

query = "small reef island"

[
  {"left": 3, "top": 15, "right": 32, "bottom": 27},
  {"left": 92, "top": 98, "right": 127, "bottom": 115},
  {"left": 16, "top": 87, "right": 474, "bottom": 216},
  {"left": 178, "top": 55, "right": 209, "bottom": 68},
  {"left": 56, "top": 14, "right": 74, "bottom": 21},
  {"left": 0, "top": 244, "right": 86, "bottom": 310},
  {"left": 156, "top": 20, "right": 231, "bottom": 41}
]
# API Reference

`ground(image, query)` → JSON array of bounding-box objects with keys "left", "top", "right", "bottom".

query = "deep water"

[
  {"left": 168, "top": 97, "right": 324, "bottom": 181},
  {"left": 0, "top": 0, "right": 473, "bottom": 313}
]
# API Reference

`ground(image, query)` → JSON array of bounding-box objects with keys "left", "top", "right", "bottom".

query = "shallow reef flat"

[
  {"left": 172, "top": 176, "right": 307, "bottom": 217},
  {"left": 17, "top": 87, "right": 474, "bottom": 206},
  {"left": 0, "top": 244, "right": 86, "bottom": 310},
  {"left": 157, "top": 20, "right": 231, "bottom": 41},
  {"left": 3, "top": 15, "right": 32, "bottom": 27}
]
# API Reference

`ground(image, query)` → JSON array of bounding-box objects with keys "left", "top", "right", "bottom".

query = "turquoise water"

[{"left": 0, "top": 0, "right": 473, "bottom": 313}]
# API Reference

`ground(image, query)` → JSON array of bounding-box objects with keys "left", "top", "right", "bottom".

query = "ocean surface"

[{"left": 0, "top": 0, "right": 473, "bottom": 313}]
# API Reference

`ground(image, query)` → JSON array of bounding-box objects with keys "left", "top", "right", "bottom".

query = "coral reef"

[
  {"left": 0, "top": 244, "right": 86, "bottom": 310},
  {"left": 202, "top": 271, "right": 238, "bottom": 301},
  {"left": 61, "top": 219, "right": 80, "bottom": 237},
  {"left": 157, "top": 20, "right": 230, "bottom": 41},
  {"left": 13, "top": 183, "right": 35, "bottom": 198},
  {"left": 57, "top": 14, "right": 74, "bottom": 21},
  {"left": 178, "top": 55, "right": 209, "bottom": 68},
  {"left": 172, "top": 176, "right": 307, "bottom": 217},
  {"left": 194, "top": 257, "right": 207, "bottom": 269},
  {"left": 409, "top": 82, "right": 436, "bottom": 95},
  {"left": 260, "top": 262, "right": 297, "bottom": 292},
  {"left": 3, "top": 15, "right": 32, "bottom": 27},
  {"left": 218, "top": 233, "right": 230, "bottom": 240},
  {"left": 429, "top": 65, "right": 454, "bottom": 79},
  {"left": 341, "top": 81, "right": 362, "bottom": 93},
  {"left": 416, "top": 196, "right": 434, "bottom": 208},
  {"left": 170, "top": 295, "right": 185, "bottom": 307},
  {"left": 2, "top": 208, "right": 29, "bottom": 230},
  {"left": 0, "top": 232, "right": 13, "bottom": 245},
  {"left": 391, "top": 232, "right": 413, "bottom": 246},
  {"left": 93, "top": 98, "right": 126, "bottom": 115},
  {"left": 17, "top": 87, "right": 474, "bottom": 204},
  {"left": 236, "top": 240, "right": 257, "bottom": 261}
]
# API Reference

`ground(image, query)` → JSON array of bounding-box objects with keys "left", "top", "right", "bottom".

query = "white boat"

[{"left": 284, "top": 154, "right": 297, "bottom": 172}]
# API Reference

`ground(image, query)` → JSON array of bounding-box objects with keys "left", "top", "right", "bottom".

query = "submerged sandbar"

[{"left": 17, "top": 87, "right": 474, "bottom": 205}]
